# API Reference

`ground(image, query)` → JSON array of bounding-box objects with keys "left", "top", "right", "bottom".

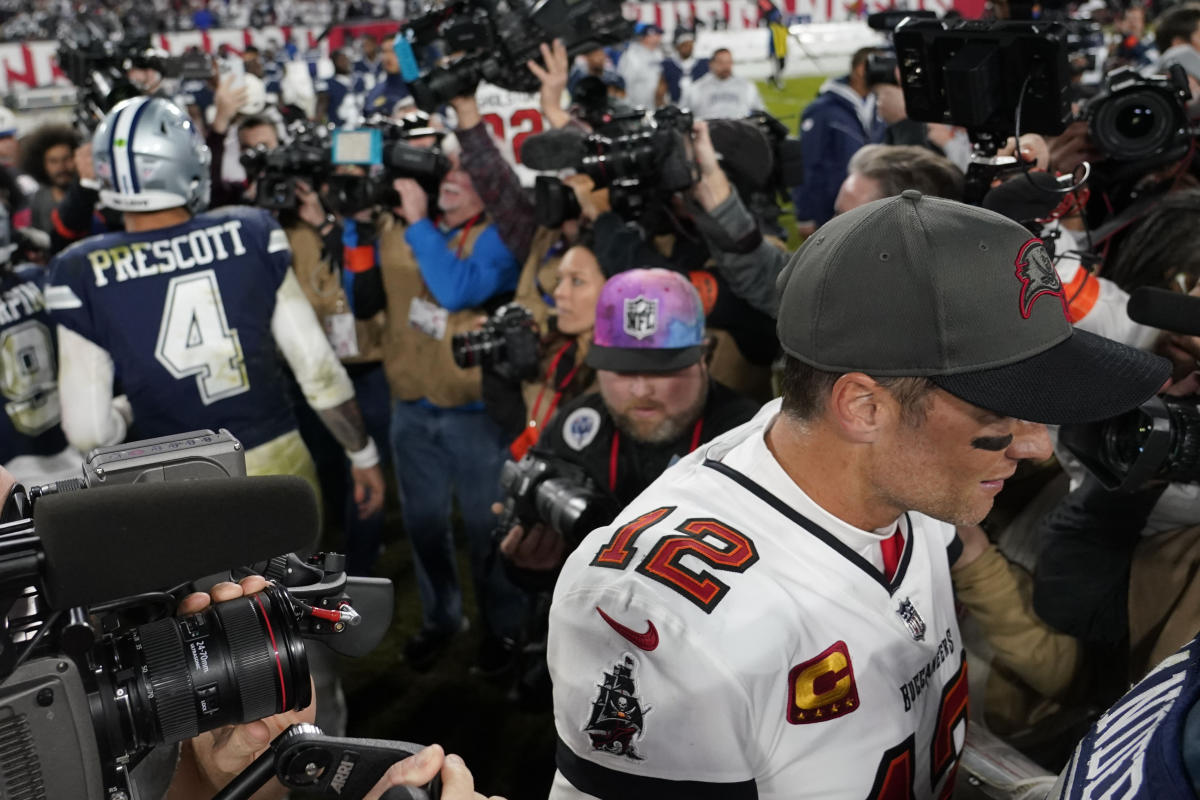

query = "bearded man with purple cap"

[
  {"left": 499, "top": 268, "right": 757, "bottom": 575},
  {"left": 544, "top": 191, "right": 1172, "bottom": 800}
]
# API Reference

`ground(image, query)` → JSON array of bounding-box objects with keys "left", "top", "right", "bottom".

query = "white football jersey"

[
  {"left": 549, "top": 400, "right": 967, "bottom": 800},
  {"left": 473, "top": 82, "right": 548, "bottom": 189}
]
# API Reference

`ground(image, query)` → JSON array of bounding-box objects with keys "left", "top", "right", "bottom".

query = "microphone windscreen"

[
  {"left": 520, "top": 128, "right": 587, "bottom": 171},
  {"left": 1127, "top": 287, "right": 1200, "bottom": 338},
  {"left": 37, "top": 476, "right": 318, "bottom": 610}
]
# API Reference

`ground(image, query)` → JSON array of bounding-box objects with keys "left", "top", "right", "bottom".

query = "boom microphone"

[
  {"left": 520, "top": 128, "right": 588, "bottom": 171},
  {"left": 1127, "top": 287, "right": 1200, "bottom": 338},
  {"left": 36, "top": 476, "right": 319, "bottom": 610}
]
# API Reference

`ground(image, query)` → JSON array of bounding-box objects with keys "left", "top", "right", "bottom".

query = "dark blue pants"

[{"left": 389, "top": 399, "right": 526, "bottom": 640}]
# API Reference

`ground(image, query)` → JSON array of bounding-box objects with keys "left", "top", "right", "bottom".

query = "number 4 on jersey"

[{"left": 155, "top": 270, "right": 250, "bottom": 404}]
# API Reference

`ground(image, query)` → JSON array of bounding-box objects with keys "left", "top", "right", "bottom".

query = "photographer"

[
  {"left": 346, "top": 137, "right": 528, "bottom": 674},
  {"left": 499, "top": 268, "right": 758, "bottom": 577},
  {"left": 586, "top": 119, "right": 785, "bottom": 399}
]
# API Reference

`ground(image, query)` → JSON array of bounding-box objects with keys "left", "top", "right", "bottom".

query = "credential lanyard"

[
  {"left": 509, "top": 342, "right": 582, "bottom": 460},
  {"left": 608, "top": 417, "right": 704, "bottom": 492}
]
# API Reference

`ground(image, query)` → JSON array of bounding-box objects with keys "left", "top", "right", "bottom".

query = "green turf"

[{"left": 758, "top": 75, "right": 826, "bottom": 250}]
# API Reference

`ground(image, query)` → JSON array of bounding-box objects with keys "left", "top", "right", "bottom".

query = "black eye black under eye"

[{"left": 971, "top": 434, "right": 1014, "bottom": 451}]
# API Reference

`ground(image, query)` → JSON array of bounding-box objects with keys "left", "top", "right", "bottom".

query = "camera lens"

[
  {"left": 1114, "top": 103, "right": 1156, "bottom": 140},
  {"left": 93, "top": 585, "right": 309, "bottom": 754},
  {"left": 1090, "top": 88, "right": 1177, "bottom": 161}
]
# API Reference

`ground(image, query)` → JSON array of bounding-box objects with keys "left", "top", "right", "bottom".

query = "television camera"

[
  {"left": 57, "top": 17, "right": 213, "bottom": 134},
  {"left": 0, "top": 430, "right": 440, "bottom": 800},
  {"left": 893, "top": 17, "right": 1195, "bottom": 205},
  {"left": 396, "top": 0, "right": 633, "bottom": 113}
]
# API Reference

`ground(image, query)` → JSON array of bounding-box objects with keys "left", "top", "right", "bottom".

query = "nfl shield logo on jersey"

[
  {"left": 623, "top": 296, "right": 659, "bottom": 340},
  {"left": 583, "top": 654, "right": 651, "bottom": 760},
  {"left": 896, "top": 598, "right": 926, "bottom": 641}
]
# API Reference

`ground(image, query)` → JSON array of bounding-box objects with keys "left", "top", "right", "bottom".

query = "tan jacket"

[
  {"left": 377, "top": 214, "right": 490, "bottom": 408},
  {"left": 286, "top": 224, "right": 385, "bottom": 364}
]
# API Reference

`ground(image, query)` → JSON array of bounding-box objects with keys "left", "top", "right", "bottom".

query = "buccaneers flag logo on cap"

[{"left": 1014, "top": 239, "right": 1068, "bottom": 320}]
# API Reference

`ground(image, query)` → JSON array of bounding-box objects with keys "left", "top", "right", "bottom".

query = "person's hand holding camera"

[
  {"left": 168, "top": 576, "right": 316, "bottom": 800},
  {"left": 499, "top": 521, "right": 567, "bottom": 571},
  {"left": 394, "top": 178, "right": 430, "bottom": 225},
  {"left": 689, "top": 119, "right": 731, "bottom": 212},
  {"left": 564, "top": 173, "right": 609, "bottom": 221},
  {"left": 450, "top": 93, "right": 482, "bottom": 131},
  {"left": 1046, "top": 120, "right": 1100, "bottom": 176},
  {"left": 873, "top": 83, "right": 907, "bottom": 125},
  {"left": 363, "top": 744, "right": 506, "bottom": 800},
  {"left": 212, "top": 73, "right": 250, "bottom": 137},
  {"left": 294, "top": 179, "right": 329, "bottom": 230},
  {"left": 527, "top": 38, "right": 571, "bottom": 129}
]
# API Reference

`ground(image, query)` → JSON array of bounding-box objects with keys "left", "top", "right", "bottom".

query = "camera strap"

[
  {"left": 510, "top": 342, "right": 583, "bottom": 460},
  {"left": 609, "top": 417, "right": 704, "bottom": 492}
]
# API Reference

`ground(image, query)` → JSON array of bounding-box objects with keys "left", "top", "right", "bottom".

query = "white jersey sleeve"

[
  {"left": 56, "top": 325, "right": 128, "bottom": 452},
  {"left": 270, "top": 268, "right": 355, "bottom": 411},
  {"left": 550, "top": 534, "right": 765, "bottom": 797}
]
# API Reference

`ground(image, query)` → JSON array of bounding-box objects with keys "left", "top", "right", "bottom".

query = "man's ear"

[{"left": 827, "top": 372, "right": 893, "bottom": 442}]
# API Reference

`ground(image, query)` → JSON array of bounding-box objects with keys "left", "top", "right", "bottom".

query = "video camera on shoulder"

[
  {"left": 528, "top": 105, "right": 698, "bottom": 223},
  {"left": 0, "top": 430, "right": 398, "bottom": 799},
  {"left": 58, "top": 18, "right": 215, "bottom": 134},
  {"left": 397, "top": 0, "right": 633, "bottom": 113},
  {"left": 893, "top": 16, "right": 1196, "bottom": 203},
  {"left": 325, "top": 113, "right": 452, "bottom": 215},
  {"left": 496, "top": 453, "right": 618, "bottom": 552},
  {"left": 240, "top": 120, "right": 334, "bottom": 211}
]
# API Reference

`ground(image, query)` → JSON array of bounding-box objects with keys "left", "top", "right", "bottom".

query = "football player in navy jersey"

[
  {"left": 0, "top": 212, "right": 77, "bottom": 483},
  {"left": 44, "top": 97, "right": 385, "bottom": 514}
]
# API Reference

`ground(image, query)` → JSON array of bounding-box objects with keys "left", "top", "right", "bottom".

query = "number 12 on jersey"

[{"left": 155, "top": 270, "right": 250, "bottom": 404}]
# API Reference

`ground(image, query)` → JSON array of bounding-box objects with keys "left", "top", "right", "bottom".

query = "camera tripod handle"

[{"left": 214, "top": 723, "right": 441, "bottom": 800}]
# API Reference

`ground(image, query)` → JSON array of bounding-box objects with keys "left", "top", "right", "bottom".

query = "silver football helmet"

[{"left": 92, "top": 97, "right": 212, "bottom": 215}]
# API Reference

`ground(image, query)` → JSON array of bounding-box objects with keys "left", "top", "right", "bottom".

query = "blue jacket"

[{"left": 791, "top": 77, "right": 886, "bottom": 226}]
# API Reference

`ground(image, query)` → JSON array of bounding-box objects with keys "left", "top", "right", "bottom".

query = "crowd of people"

[
  {"left": 1, "top": 1, "right": 1200, "bottom": 797},
  {"left": 0, "top": 0, "right": 409, "bottom": 41}
]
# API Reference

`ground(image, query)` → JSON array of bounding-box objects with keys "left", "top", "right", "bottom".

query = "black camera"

[
  {"left": 0, "top": 431, "right": 394, "bottom": 799},
  {"left": 894, "top": 18, "right": 1073, "bottom": 136},
  {"left": 400, "top": 0, "right": 633, "bottom": 113},
  {"left": 534, "top": 175, "right": 583, "bottom": 229},
  {"left": 497, "top": 454, "right": 617, "bottom": 550},
  {"left": 866, "top": 51, "right": 898, "bottom": 87},
  {"left": 240, "top": 122, "right": 335, "bottom": 212},
  {"left": 1060, "top": 395, "right": 1200, "bottom": 491},
  {"left": 58, "top": 19, "right": 216, "bottom": 134},
  {"left": 452, "top": 303, "right": 541, "bottom": 379},
  {"left": 319, "top": 114, "right": 451, "bottom": 215},
  {"left": 1084, "top": 66, "right": 1192, "bottom": 165}
]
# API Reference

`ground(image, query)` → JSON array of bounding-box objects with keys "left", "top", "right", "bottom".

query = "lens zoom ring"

[
  {"left": 217, "top": 599, "right": 279, "bottom": 721},
  {"left": 139, "top": 619, "right": 199, "bottom": 743}
]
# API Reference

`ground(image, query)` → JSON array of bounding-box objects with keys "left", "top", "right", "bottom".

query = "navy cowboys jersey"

[
  {"left": 45, "top": 206, "right": 296, "bottom": 449},
  {"left": 1052, "top": 633, "right": 1200, "bottom": 800},
  {"left": 0, "top": 263, "right": 66, "bottom": 462}
]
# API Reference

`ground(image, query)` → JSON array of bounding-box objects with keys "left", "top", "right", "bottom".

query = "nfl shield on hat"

[
  {"left": 587, "top": 268, "right": 706, "bottom": 373},
  {"left": 775, "top": 190, "right": 1170, "bottom": 424}
]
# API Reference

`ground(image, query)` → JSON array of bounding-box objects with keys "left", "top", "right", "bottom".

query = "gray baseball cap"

[{"left": 776, "top": 190, "right": 1170, "bottom": 424}]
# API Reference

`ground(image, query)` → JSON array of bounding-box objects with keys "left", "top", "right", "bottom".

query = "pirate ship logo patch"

[
  {"left": 583, "top": 654, "right": 651, "bottom": 760},
  {"left": 1014, "top": 238, "right": 1068, "bottom": 320},
  {"left": 896, "top": 597, "right": 926, "bottom": 642}
]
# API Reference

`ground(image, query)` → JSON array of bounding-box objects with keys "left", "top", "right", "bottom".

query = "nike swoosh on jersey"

[{"left": 596, "top": 606, "right": 659, "bottom": 651}]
